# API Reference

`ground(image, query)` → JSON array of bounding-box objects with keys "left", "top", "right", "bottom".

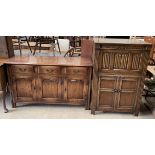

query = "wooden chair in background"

[
  {"left": 64, "top": 39, "right": 94, "bottom": 58},
  {"left": 144, "top": 36, "right": 155, "bottom": 59},
  {"left": 33, "top": 36, "right": 61, "bottom": 56},
  {"left": 16, "top": 36, "right": 33, "bottom": 55}
]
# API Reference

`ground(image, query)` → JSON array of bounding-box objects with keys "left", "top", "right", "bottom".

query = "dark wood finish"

[
  {"left": 80, "top": 39, "right": 94, "bottom": 59},
  {"left": 6, "top": 56, "right": 92, "bottom": 109},
  {"left": 0, "top": 64, "right": 8, "bottom": 112},
  {"left": 91, "top": 39, "right": 152, "bottom": 115},
  {"left": 144, "top": 36, "right": 155, "bottom": 59},
  {"left": 0, "top": 36, "right": 14, "bottom": 58},
  {"left": 64, "top": 39, "right": 94, "bottom": 58}
]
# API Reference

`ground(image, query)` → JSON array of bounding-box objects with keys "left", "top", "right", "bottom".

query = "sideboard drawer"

[
  {"left": 66, "top": 67, "right": 88, "bottom": 75},
  {"left": 38, "top": 66, "right": 61, "bottom": 75},
  {"left": 11, "top": 65, "right": 34, "bottom": 74}
]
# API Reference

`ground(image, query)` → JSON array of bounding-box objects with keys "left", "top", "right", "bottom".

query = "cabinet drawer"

[
  {"left": 66, "top": 67, "right": 88, "bottom": 75},
  {"left": 38, "top": 66, "right": 61, "bottom": 75},
  {"left": 11, "top": 65, "right": 34, "bottom": 74}
]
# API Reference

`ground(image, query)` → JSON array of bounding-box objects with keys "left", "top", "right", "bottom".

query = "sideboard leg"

[
  {"left": 134, "top": 111, "right": 139, "bottom": 116},
  {"left": 91, "top": 109, "right": 95, "bottom": 115},
  {"left": 2, "top": 91, "right": 8, "bottom": 113},
  {"left": 134, "top": 103, "right": 140, "bottom": 116},
  {"left": 12, "top": 100, "right": 16, "bottom": 108}
]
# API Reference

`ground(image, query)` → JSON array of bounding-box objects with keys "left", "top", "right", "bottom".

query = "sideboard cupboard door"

[
  {"left": 37, "top": 76, "right": 63, "bottom": 102},
  {"left": 12, "top": 76, "right": 36, "bottom": 102},
  {"left": 115, "top": 76, "right": 140, "bottom": 112},
  {"left": 64, "top": 77, "right": 88, "bottom": 105},
  {"left": 97, "top": 76, "right": 118, "bottom": 111}
]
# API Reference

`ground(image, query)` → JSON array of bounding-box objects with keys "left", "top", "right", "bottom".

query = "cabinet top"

[
  {"left": 2, "top": 56, "right": 93, "bottom": 67},
  {"left": 94, "top": 38, "right": 152, "bottom": 45}
]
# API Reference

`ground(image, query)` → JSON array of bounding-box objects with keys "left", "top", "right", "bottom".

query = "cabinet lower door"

[
  {"left": 97, "top": 76, "right": 118, "bottom": 111},
  {"left": 38, "top": 76, "right": 63, "bottom": 102},
  {"left": 98, "top": 90, "right": 116, "bottom": 111},
  {"left": 12, "top": 76, "right": 35, "bottom": 102},
  {"left": 65, "top": 78, "right": 88, "bottom": 105},
  {"left": 115, "top": 76, "right": 140, "bottom": 112}
]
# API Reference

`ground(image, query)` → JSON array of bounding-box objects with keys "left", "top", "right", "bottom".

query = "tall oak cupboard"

[{"left": 91, "top": 39, "right": 152, "bottom": 116}]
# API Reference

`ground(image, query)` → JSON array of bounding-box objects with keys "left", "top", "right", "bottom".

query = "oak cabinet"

[
  {"left": 97, "top": 76, "right": 140, "bottom": 112},
  {"left": 7, "top": 64, "right": 92, "bottom": 109},
  {"left": 91, "top": 39, "right": 152, "bottom": 115},
  {"left": 38, "top": 76, "right": 63, "bottom": 102},
  {"left": 65, "top": 77, "right": 88, "bottom": 104},
  {"left": 12, "top": 75, "right": 35, "bottom": 103}
]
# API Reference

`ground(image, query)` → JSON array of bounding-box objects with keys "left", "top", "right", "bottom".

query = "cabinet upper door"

[
  {"left": 65, "top": 77, "right": 88, "bottom": 105},
  {"left": 97, "top": 76, "right": 118, "bottom": 111},
  {"left": 37, "top": 75, "right": 63, "bottom": 102},
  {"left": 96, "top": 44, "right": 150, "bottom": 74},
  {"left": 115, "top": 76, "right": 140, "bottom": 112},
  {"left": 12, "top": 76, "right": 35, "bottom": 102}
]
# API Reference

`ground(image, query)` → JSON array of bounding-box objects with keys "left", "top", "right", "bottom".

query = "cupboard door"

[
  {"left": 37, "top": 76, "right": 63, "bottom": 102},
  {"left": 97, "top": 76, "right": 118, "bottom": 111},
  {"left": 12, "top": 76, "right": 35, "bottom": 102},
  {"left": 115, "top": 76, "right": 140, "bottom": 112},
  {"left": 65, "top": 77, "right": 88, "bottom": 105}
]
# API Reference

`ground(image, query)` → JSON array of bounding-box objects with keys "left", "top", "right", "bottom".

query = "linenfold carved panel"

[
  {"left": 99, "top": 50, "right": 147, "bottom": 71},
  {"left": 131, "top": 53, "right": 142, "bottom": 70},
  {"left": 113, "top": 53, "right": 129, "bottom": 69},
  {"left": 101, "top": 52, "right": 110, "bottom": 69}
]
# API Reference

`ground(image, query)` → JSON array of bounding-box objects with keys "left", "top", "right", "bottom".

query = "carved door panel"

[
  {"left": 99, "top": 50, "right": 130, "bottom": 71},
  {"left": 98, "top": 46, "right": 148, "bottom": 73},
  {"left": 65, "top": 77, "right": 88, "bottom": 105},
  {"left": 37, "top": 75, "right": 63, "bottom": 102},
  {"left": 12, "top": 75, "right": 35, "bottom": 102},
  {"left": 115, "top": 76, "right": 140, "bottom": 112},
  {"left": 97, "top": 76, "right": 118, "bottom": 111}
]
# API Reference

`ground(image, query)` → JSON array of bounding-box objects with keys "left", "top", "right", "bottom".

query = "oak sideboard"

[
  {"left": 91, "top": 39, "right": 152, "bottom": 116},
  {"left": 5, "top": 56, "right": 92, "bottom": 109}
]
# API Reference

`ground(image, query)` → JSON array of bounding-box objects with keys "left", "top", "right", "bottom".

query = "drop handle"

[
  {"left": 117, "top": 89, "right": 122, "bottom": 93},
  {"left": 112, "top": 88, "right": 117, "bottom": 92}
]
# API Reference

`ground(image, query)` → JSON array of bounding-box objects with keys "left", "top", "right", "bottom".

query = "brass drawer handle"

[
  {"left": 19, "top": 68, "right": 27, "bottom": 72},
  {"left": 46, "top": 69, "right": 54, "bottom": 73},
  {"left": 70, "top": 80, "right": 77, "bottom": 82}
]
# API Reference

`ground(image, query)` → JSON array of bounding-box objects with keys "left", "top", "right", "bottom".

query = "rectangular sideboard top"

[{"left": 2, "top": 56, "right": 93, "bottom": 67}]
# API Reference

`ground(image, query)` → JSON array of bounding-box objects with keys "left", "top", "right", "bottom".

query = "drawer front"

[
  {"left": 38, "top": 66, "right": 61, "bottom": 75},
  {"left": 66, "top": 67, "right": 89, "bottom": 75},
  {"left": 11, "top": 65, "right": 34, "bottom": 74}
]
